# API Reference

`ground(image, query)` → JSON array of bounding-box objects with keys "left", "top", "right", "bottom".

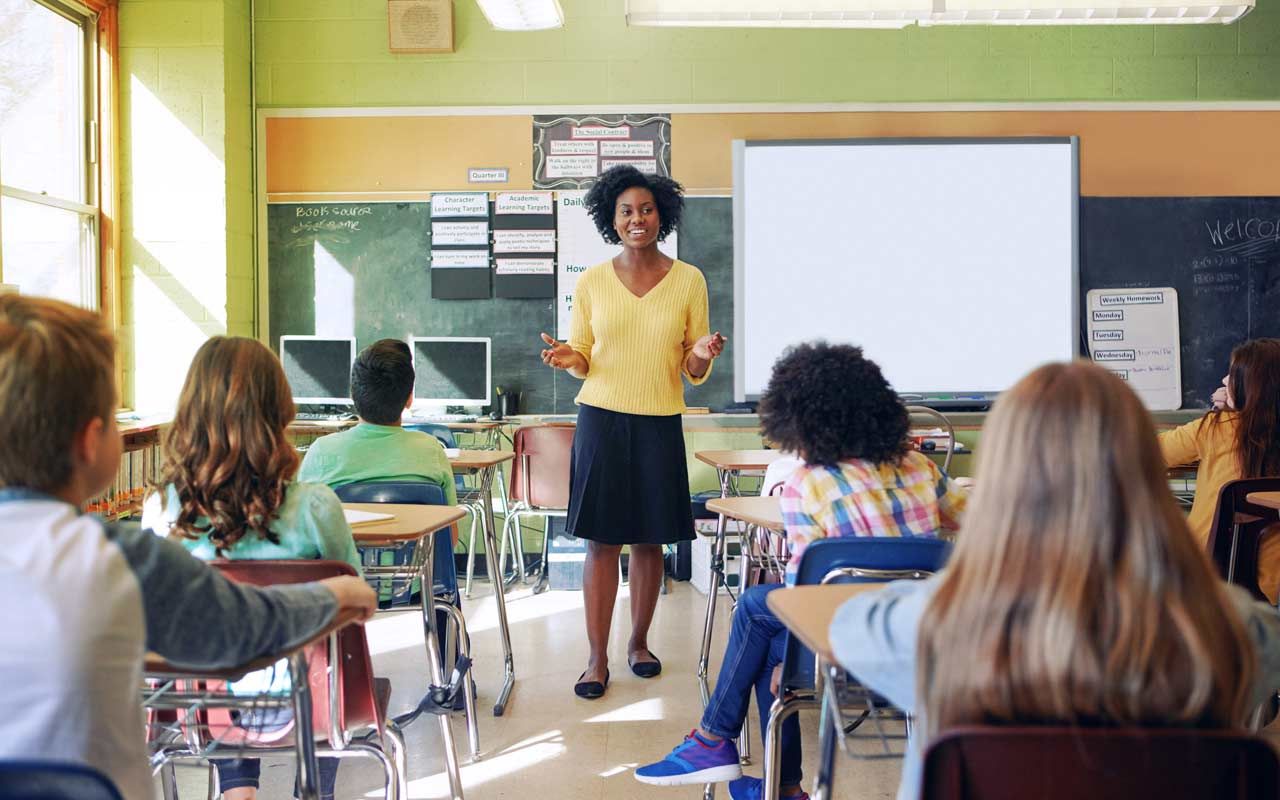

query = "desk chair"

[
  {"left": 0, "top": 762, "right": 123, "bottom": 800},
  {"left": 1206, "top": 477, "right": 1280, "bottom": 603},
  {"left": 149, "top": 560, "right": 409, "bottom": 800},
  {"left": 332, "top": 481, "right": 481, "bottom": 760},
  {"left": 761, "top": 537, "right": 951, "bottom": 800},
  {"left": 405, "top": 424, "right": 497, "bottom": 593},
  {"left": 500, "top": 424, "right": 574, "bottom": 594},
  {"left": 921, "top": 726, "right": 1278, "bottom": 800},
  {"left": 406, "top": 423, "right": 518, "bottom": 596}
]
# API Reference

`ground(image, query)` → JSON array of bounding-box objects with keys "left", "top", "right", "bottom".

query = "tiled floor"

[{"left": 168, "top": 579, "right": 896, "bottom": 799}]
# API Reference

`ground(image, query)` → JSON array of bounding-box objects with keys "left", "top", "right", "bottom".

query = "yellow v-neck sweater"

[{"left": 568, "top": 259, "right": 713, "bottom": 416}]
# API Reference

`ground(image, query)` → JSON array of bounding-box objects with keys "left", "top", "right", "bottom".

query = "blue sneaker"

[
  {"left": 728, "top": 777, "right": 810, "bottom": 800},
  {"left": 634, "top": 730, "right": 743, "bottom": 786}
]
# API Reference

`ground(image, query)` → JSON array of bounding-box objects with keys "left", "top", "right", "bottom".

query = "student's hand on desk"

[
  {"left": 692, "top": 332, "right": 726, "bottom": 361},
  {"left": 539, "top": 332, "right": 580, "bottom": 371},
  {"left": 320, "top": 576, "right": 378, "bottom": 623}
]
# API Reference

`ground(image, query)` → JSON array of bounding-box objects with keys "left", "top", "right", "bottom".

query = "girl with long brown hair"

[
  {"left": 1162, "top": 338, "right": 1280, "bottom": 602},
  {"left": 142, "top": 336, "right": 360, "bottom": 800},
  {"left": 831, "top": 362, "right": 1280, "bottom": 800}
]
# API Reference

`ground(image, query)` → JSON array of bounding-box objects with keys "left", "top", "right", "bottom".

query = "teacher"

[{"left": 539, "top": 165, "right": 725, "bottom": 700}]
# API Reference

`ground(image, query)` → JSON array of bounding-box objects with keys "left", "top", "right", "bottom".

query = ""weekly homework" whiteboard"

[
  {"left": 1086, "top": 288, "right": 1182, "bottom": 411},
  {"left": 733, "top": 138, "right": 1078, "bottom": 403}
]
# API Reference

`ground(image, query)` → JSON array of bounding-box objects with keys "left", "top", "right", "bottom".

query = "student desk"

[
  {"left": 1246, "top": 491, "right": 1280, "bottom": 510},
  {"left": 692, "top": 454, "right": 784, "bottom": 709},
  {"left": 345, "top": 502, "right": 477, "bottom": 770},
  {"left": 143, "top": 607, "right": 365, "bottom": 800},
  {"left": 767, "top": 584, "right": 887, "bottom": 800},
  {"left": 451, "top": 449, "right": 519, "bottom": 717}
]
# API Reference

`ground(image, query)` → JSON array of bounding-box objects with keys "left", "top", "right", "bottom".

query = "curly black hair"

[
  {"left": 583, "top": 165, "right": 684, "bottom": 245},
  {"left": 759, "top": 342, "right": 909, "bottom": 468}
]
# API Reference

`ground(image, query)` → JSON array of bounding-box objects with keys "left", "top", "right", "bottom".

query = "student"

[
  {"left": 298, "top": 338, "right": 456, "bottom": 506},
  {"left": 1160, "top": 339, "right": 1280, "bottom": 603},
  {"left": 634, "top": 342, "right": 966, "bottom": 800},
  {"left": 143, "top": 336, "right": 362, "bottom": 800},
  {"left": 0, "top": 295, "right": 376, "bottom": 800},
  {"left": 833, "top": 362, "right": 1280, "bottom": 800}
]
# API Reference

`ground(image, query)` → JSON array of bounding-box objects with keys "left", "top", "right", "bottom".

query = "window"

[{"left": 0, "top": 0, "right": 101, "bottom": 308}]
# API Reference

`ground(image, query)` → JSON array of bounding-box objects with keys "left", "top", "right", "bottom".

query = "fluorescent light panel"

[
  {"left": 475, "top": 0, "right": 565, "bottom": 30},
  {"left": 626, "top": 0, "right": 1251, "bottom": 25}
]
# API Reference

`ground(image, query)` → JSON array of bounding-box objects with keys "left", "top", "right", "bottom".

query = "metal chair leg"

[
  {"left": 440, "top": 602, "right": 482, "bottom": 761},
  {"left": 764, "top": 694, "right": 818, "bottom": 800},
  {"left": 382, "top": 721, "right": 410, "bottom": 800},
  {"left": 464, "top": 508, "right": 480, "bottom": 598}
]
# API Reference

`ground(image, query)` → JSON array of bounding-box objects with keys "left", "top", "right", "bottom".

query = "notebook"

[{"left": 343, "top": 508, "right": 395, "bottom": 527}]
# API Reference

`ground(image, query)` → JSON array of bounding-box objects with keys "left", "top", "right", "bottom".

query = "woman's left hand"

[{"left": 692, "top": 332, "right": 726, "bottom": 361}]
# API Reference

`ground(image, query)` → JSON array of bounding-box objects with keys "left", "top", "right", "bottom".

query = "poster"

[{"left": 533, "top": 114, "right": 672, "bottom": 190}]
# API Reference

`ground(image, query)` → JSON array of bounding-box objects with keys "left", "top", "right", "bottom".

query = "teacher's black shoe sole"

[
  {"left": 574, "top": 669, "right": 610, "bottom": 699},
  {"left": 629, "top": 653, "right": 662, "bottom": 679}
]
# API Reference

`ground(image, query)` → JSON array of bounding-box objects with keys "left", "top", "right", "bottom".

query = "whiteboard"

[
  {"left": 1086, "top": 288, "right": 1182, "bottom": 411},
  {"left": 733, "top": 139, "right": 1078, "bottom": 401}
]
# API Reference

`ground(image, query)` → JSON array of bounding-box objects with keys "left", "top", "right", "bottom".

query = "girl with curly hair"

[
  {"left": 634, "top": 342, "right": 966, "bottom": 800},
  {"left": 142, "top": 336, "right": 359, "bottom": 800},
  {"left": 539, "top": 165, "right": 725, "bottom": 699}
]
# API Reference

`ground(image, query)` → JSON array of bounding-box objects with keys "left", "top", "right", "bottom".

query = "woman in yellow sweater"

[
  {"left": 1160, "top": 338, "right": 1280, "bottom": 603},
  {"left": 540, "top": 166, "right": 725, "bottom": 698}
]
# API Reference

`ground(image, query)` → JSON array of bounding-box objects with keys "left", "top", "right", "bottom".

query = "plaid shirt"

[{"left": 780, "top": 450, "right": 966, "bottom": 585}]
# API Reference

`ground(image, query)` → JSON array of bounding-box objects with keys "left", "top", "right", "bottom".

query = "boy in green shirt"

[{"left": 299, "top": 339, "right": 457, "bottom": 507}]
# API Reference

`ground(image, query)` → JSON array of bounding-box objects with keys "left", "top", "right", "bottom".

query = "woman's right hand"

[
  {"left": 1212, "top": 386, "right": 1230, "bottom": 410},
  {"left": 540, "top": 332, "right": 581, "bottom": 372},
  {"left": 320, "top": 576, "right": 378, "bottom": 623}
]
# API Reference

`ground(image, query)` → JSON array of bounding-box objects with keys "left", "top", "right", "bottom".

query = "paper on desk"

[
  {"left": 445, "top": 448, "right": 461, "bottom": 458},
  {"left": 343, "top": 508, "right": 395, "bottom": 527}
]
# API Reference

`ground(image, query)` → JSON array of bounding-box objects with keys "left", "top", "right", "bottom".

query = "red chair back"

[
  {"left": 922, "top": 726, "right": 1278, "bottom": 800},
  {"left": 509, "top": 424, "right": 574, "bottom": 509},
  {"left": 198, "top": 560, "right": 382, "bottom": 747}
]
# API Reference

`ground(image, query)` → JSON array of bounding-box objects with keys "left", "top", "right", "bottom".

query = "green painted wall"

[{"left": 254, "top": 0, "right": 1280, "bottom": 106}]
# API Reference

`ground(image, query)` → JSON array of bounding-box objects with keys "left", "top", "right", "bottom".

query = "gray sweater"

[
  {"left": 0, "top": 490, "right": 339, "bottom": 800},
  {"left": 830, "top": 575, "right": 1280, "bottom": 800}
]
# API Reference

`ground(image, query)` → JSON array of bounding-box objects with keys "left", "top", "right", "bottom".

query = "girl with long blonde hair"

[
  {"left": 832, "top": 362, "right": 1280, "bottom": 800},
  {"left": 142, "top": 336, "right": 360, "bottom": 800}
]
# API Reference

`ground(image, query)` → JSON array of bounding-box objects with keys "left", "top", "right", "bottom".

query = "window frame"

[{"left": 0, "top": 0, "right": 118, "bottom": 322}]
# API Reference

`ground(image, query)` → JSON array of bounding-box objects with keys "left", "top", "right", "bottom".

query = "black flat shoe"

[
  {"left": 629, "top": 652, "right": 662, "bottom": 679},
  {"left": 574, "top": 669, "right": 609, "bottom": 699}
]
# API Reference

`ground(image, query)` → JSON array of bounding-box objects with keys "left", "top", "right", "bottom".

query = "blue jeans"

[
  {"left": 216, "top": 757, "right": 339, "bottom": 799},
  {"left": 700, "top": 584, "right": 803, "bottom": 787}
]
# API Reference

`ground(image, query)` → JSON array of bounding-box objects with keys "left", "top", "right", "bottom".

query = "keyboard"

[
  {"left": 406, "top": 414, "right": 479, "bottom": 423},
  {"left": 296, "top": 412, "right": 355, "bottom": 421}
]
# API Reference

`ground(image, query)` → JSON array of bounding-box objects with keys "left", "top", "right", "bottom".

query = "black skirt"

[{"left": 566, "top": 404, "right": 696, "bottom": 546}]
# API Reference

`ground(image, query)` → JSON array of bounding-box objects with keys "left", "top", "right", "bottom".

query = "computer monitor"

[
  {"left": 411, "top": 336, "right": 491, "bottom": 408},
  {"left": 279, "top": 336, "right": 356, "bottom": 405}
]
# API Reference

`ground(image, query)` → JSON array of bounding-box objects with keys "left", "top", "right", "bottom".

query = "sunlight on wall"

[
  {"left": 126, "top": 74, "right": 226, "bottom": 411},
  {"left": 314, "top": 240, "right": 355, "bottom": 338}
]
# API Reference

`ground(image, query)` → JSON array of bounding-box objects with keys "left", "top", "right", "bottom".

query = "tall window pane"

[
  {"left": 0, "top": 0, "right": 85, "bottom": 201},
  {"left": 0, "top": 195, "right": 92, "bottom": 306}
]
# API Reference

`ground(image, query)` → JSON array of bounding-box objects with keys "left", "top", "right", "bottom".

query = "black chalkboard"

[
  {"left": 267, "top": 198, "right": 738, "bottom": 413},
  {"left": 271, "top": 196, "right": 1280, "bottom": 413},
  {"left": 1081, "top": 198, "right": 1280, "bottom": 408}
]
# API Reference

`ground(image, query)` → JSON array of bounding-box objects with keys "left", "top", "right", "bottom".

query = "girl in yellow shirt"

[{"left": 1160, "top": 338, "right": 1280, "bottom": 603}]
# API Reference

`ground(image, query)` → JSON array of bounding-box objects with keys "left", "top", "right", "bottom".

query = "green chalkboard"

[{"left": 267, "top": 199, "right": 738, "bottom": 413}]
